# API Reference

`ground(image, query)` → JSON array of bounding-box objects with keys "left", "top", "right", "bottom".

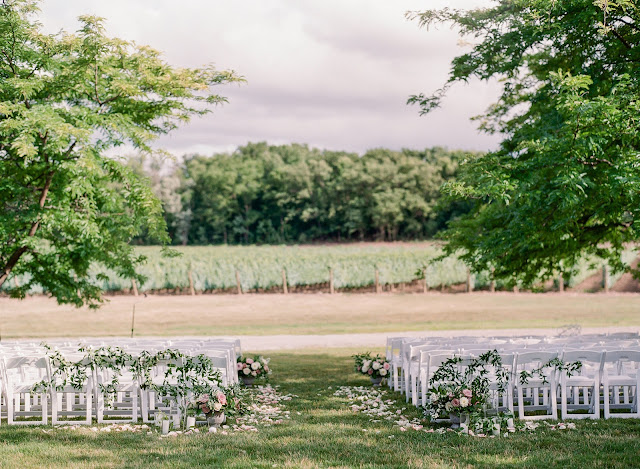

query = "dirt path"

[{"left": 5, "top": 326, "right": 638, "bottom": 351}]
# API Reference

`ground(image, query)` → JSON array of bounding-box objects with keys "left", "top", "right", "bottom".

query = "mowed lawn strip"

[
  {"left": 1, "top": 293, "right": 639, "bottom": 339},
  {"left": 0, "top": 349, "right": 639, "bottom": 468}
]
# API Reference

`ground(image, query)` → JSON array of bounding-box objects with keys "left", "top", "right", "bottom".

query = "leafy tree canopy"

[
  {"left": 0, "top": 0, "right": 242, "bottom": 306},
  {"left": 131, "top": 143, "right": 478, "bottom": 246},
  {"left": 409, "top": 0, "right": 640, "bottom": 286}
]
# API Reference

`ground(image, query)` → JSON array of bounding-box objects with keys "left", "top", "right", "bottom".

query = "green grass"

[{"left": 1, "top": 349, "right": 639, "bottom": 468}]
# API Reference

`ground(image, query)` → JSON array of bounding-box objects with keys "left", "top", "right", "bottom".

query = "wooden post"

[
  {"left": 466, "top": 268, "right": 473, "bottom": 293},
  {"left": 329, "top": 268, "right": 335, "bottom": 294},
  {"left": 603, "top": 265, "right": 609, "bottom": 293},
  {"left": 441, "top": 283, "right": 445, "bottom": 293},
  {"left": 490, "top": 267, "right": 495, "bottom": 293},
  {"left": 13, "top": 276, "right": 18, "bottom": 288},
  {"left": 131, "top": 279, "right": 139, "bottom": 297},
  {"left": 188, "top": 270, "right": 195, "bottom": 296},
  {"left": 513, "top": 285, "right": 519, "bottom": 293},
  {"left": 130, "top": 304, "right": 136, "bottom": 338},
  {"left": 423, "top": 269, "right": 428, "bottom": 293},
  {"left": 235, "top": 270, "right": 243, "bottom": 295},
  {"left": 558, "top": 273, "right": 564, "bottom": 293},
  {"left": 375, "top": 269, "right": 381, "bottom": 294},
  {"left": 282, "top": 269, "right": 288, "bottom": 294}
]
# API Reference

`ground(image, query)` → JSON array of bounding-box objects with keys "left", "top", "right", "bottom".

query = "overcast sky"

[{"left": 39, "top": 0, "right": 499, "bottom": 156}]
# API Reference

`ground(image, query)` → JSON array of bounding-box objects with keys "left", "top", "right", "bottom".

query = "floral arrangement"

[
  {"left": 188, "top": 385, "right": 246, "bottom": 417},
  {"left": 237, "top": 355, "right": 271, "bottom": 381},
  {"left": 424, "top": 350, "right": 509, "bottom": 421},
  {"left": 352, "top": 352, "right": 391, "bottom": 379},
  {"left": 424, "top": 350, "right": 582, "bottom": 424}
]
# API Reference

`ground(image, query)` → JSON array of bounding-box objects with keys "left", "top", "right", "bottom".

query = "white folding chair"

[
  {"left": 486, "top": 353, "right": 516, "bottom": 415},
  {"left": 50, "top": 354, "right": 94, "bottom": 425},
  {"left": 515, "top": 351, "right": 559, "bottom": 420},
  {"left": 3, "top": 356, "right": 50, "bottom": 425},
  {"left": 560, "top": 350, "right": 603, "bottom": 420},
  {"left": 602, "top": 350, "right": 640, "bottom": 419},
  {"left": 95, "top": 358, "right": 139, "bottom": 423},
  {"left": 417, "top": 350, "right": 455, "bottom": 407}
]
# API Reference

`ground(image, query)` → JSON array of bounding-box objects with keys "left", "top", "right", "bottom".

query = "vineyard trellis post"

[
  {"left": 188, "top": 269, "right": 195, "bottom": 296},
  {"left": 603, "top": 265, "right": 609, "bottom": 293},
  {"left": 282, "top": 269, "right": 288, "bottom": 294},
  {"left": 329, "top": 268, "right": 334, "bottom": 294},
  {"left": 131, "top": 279, "right": 139, "bottom": 297},
  {"left": 558, "top": 273, "right": 564, "bottom": 293},
  {"left": 466, "top": 268, "right": 473, "bottom": 293},
  {"left": 490, "top": 267, "right": 496, "bottom": 293},
  {"left": 235, "top": 270, "right": 243, "bottom": 295},
  {"left": 422, "top": 268, "right": 428, "bottom": 293},
  {"left": 375, "top": 269, "right": 381, "bottom": 294}
]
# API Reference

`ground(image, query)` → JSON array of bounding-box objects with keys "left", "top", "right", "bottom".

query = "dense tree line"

[{"left": 130, "top": 143, "right": 480, "bottom": 245}]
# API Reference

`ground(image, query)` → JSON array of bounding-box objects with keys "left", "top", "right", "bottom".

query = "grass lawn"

[
  {"left": 1, "top": 348, "right": 639, "bottom": 468},
  {"left": 1, "top": 293, "right": 640, "bottom": 338}
]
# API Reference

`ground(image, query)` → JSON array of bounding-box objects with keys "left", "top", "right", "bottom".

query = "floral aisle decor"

[
  {"left": 423, "top": 350, "right": 582, "bottom": 430},
  {"left": 424, "top": 350, "right": 511, "bottom": 428},
  {"left": 237, "top": 356, "right": 271, "bottom": 386},
  {"left": 187, "top": 385, "right": 246, "bottom": 427},
  {"left": 352, "top": 352, "right": 391, "bottom": 386}
]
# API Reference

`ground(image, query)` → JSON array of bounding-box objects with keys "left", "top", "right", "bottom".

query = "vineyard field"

[{"left": 5, "top": 243, "right": 637, "bottom": 294}]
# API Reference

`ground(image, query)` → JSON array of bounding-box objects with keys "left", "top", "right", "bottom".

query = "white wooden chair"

[
  {"left": 514, "top": 351, "right": 559, "bottom": 420},
  {"left": 385, "top": 337, "right": 404, "bottom": 392},
  {"left": 417, "top": 350, "right": 455, "bottom": 407},
  {"left": 602, "top": 350, "right": 640, "bottom": 419},
  {"left": 486, "top": 353, "right": 516, "bottom": 415},
  {"left": 50, "top": 354, "right": 94, "bottom": 425},
  {"left": 94, "top": 358, "right": 139, "bottom": 423},
  {"left": 560, "top": 350, "right": 603, "bottom": 420},
  {"left": 3, "top": 356, "right": 50, "bottom": 425}
]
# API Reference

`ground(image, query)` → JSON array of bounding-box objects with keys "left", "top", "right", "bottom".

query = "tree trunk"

[{"left": 0, "top": 171, "right": 54, "bottom": 289}]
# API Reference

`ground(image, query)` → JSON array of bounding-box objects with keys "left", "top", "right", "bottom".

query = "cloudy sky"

[{"left": 39, "top": 0, "right": 499, "bottom": 156}]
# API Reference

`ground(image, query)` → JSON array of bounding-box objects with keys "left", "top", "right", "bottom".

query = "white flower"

[
  {"left": 429, "top": 393, "right": 438, "bottom": 402},
  {"left": 372, "top": 361, "right": 381, "bottom": 370},
  {"left": 363, "top": 360, "right": 371, "bottom": 369},
  {"left": 251, "top": 371, "right": 257, "bottom": 377},
  {"left": 361, "top": 365, "right": 369, "bottom": 373},
  {"left": 242, "top": 367, "right": 251, "bottom": 375},
  {"left": 213, "top": 402, "right": 222, "bottom": 412},
  {"left": 251, "top": 362, "right": 261, "bottom": 370},
  {"left": 379, "top": 369, "right": 388, "bottom": 376},
  {"left": 445, "top": 402, "right": 452, "bottom": 412},
  {"left": 459, "top": 397, "right": 469, "bottom": 408}
]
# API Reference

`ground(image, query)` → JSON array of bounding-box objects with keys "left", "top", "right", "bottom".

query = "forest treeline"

[{"left": 129, "top": 142, "right": 480, "bottom": 245}]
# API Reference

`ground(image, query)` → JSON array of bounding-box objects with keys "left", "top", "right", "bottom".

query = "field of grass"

[
  {"left": 1, "top": 293, "right": 639, "bottom": 339},
  {"left": 1, "top": 349, "right": 639, "bottom": 468},
  {"left": 6, "top": 243, "right": 636, "bottom": 295}
]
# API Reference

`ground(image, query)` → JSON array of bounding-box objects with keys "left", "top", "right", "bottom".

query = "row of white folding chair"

[
  {"left": 1, "top": 348, "right": 235, "bottom": 425},
  {"left": 412, "top": 349, "right": 640, "bottom": 421}
]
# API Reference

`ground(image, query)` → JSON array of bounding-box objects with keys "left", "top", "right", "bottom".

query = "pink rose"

[
  {"left": 217, "top": 393, "right": 227, "bottom": 406},
  {"left": 383, "top": 363, "right": 390, "bottom": 370},
  {"left": 246, "top": 358, "right": 254, "bottom": 365},
  {"left": 451, "top": 398, "right": 460, "bottom": 407},
  {"left": 264, "top": 365, "right": 269, "bottom": 372},
  {"left": 367, "top": 369, "right": 373, "bottom": 375},
  {"left": 462, "top": 389, "right": 472, "bottom": 398},
  {"left": 237, "top": 363, "right": 243, "bottom": 371},
  {"left": 243, "top": 363, "right": 248, "bottom": 369},
  {"left": 201, "top": 406, "right": 210, "bottom": 414}
]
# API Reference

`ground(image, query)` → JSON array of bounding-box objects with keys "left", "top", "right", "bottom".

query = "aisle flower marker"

[
  {"left": 237, "top": 355, "right": 271, "bottom": 386},
  {"left": 352, "top": 352, "right": 391, "bottom": 386}
]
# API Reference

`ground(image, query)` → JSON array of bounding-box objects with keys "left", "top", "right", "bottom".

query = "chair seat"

[{"left": 604, "top": 375, "right": 636, "bottom": 386}]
